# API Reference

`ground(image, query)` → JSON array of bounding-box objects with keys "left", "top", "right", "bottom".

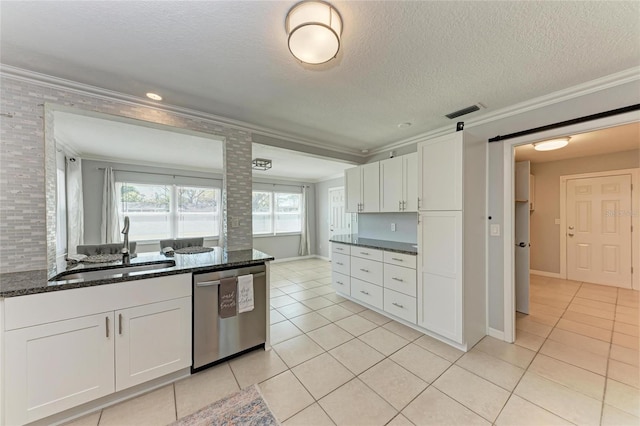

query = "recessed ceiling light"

[
  {"left": 398, "top": 122, "right": 412, "bottom": 128},
  {"left": 533, "top": 137, "right": 570, "bottom": 151},
  {"left": 361, "top": 149, "right": 369, "bottom": 154},
  {"left": 146, "top": 92, "right": 162, "bottom": 101}
]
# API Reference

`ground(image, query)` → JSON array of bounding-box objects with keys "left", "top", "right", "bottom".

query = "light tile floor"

[{"left": 65, "top": 259, "right": 639, "bottom": 426}]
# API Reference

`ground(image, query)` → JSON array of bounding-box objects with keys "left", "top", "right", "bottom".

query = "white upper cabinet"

[
  {"left": 378, "top": 153, "right": 418, "bottom": 212},
  {"left": 345, "top": 166, "right": 361, "bottom": 213},
  {"left": 345, "top": 163, "right": 380, "bottom": 213},
  {"left": 404, "top": 153, "right": 418, "bottom": 211},
  {"left": 380, "top": 157, "right": 403, "bottom": 212},
  {"left": 418, "top": 133, "right": 463, "bottom": 211}
]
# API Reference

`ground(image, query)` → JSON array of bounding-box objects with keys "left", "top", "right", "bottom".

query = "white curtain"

[
  {"left": 66, "top": 157, "right": 84, "bottom": 255},
  {"left": 298, "top": 186, "right": 310, "bottom": 256},
  {"left": 101, "top": 167, "right": 121, "bottom": 243},
  {"left": 218, "top": 189, "right": 226, "bottom": 249}
]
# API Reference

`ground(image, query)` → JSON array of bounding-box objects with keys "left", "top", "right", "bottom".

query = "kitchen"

[{"left": 1, "top": 1, "right": 639, "bottom": 425}]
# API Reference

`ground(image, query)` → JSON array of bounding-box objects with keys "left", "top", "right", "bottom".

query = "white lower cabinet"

[
  {"left": 5, "top": 313, "right": 115, "bottom": 425},
  {"left": 115, "top": 297, "right": 191, "bottom": 391},
  {"left": 331, "top": 242, "right": 417, "bottom": 324},
  {"left": 3, "top": 274, "right": 192, "bottom": 425}
]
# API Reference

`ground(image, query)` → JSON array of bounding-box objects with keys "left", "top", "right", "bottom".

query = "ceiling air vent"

[{"left": 445, "top": 104, "right": 480, "bottom": 119}]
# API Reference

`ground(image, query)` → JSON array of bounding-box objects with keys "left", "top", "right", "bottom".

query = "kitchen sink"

[{"left": 52, "top": 260, "right": 176, "bottom": 282}]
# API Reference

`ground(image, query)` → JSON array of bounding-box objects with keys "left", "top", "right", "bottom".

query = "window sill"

[{"left": 253, "top": 233, "right": 302, "bottom": 238}]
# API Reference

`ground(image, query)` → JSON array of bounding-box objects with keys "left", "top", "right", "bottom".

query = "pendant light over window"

[{"left": 286, "top": 1, "right": 342, "bottom": 65}]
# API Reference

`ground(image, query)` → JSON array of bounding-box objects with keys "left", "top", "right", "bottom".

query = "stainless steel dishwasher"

[{"left": 192, "top": 264, "right": 266, "bottom": 371}]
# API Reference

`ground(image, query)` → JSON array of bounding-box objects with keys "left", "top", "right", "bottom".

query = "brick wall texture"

[{"left": 1, "top": 75, "right": 253, "bottom": 274}]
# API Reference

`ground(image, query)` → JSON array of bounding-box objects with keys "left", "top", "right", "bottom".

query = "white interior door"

[
  {"left": 329, "top": 187, "right": 351, "bottom": 241},
  {"left": 566, "top": 174, "right": 632, "bottom": 287},
  {"left": 515, "top": 161, "right": 530, "bottom": 314}
]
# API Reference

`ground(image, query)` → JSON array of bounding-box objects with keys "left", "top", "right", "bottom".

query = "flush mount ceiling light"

[
  {"left": 533, "top": 137, "right": 571, "bottom": 151},
  {"left": 286, "top": 1, "right": 342, "bottom": 65},
  {"left": 252, "top": 158, "right": 272, "bottom": 171},
  {"left": 146, "top": 92, "right": 162, "bottom": 101}
]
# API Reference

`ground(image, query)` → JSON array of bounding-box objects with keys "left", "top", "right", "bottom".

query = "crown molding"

[
  {"left": 0, "top": 64, "right": 365, "bottom": 158},
  {"left": 370, "top": 66, "right": 640, "bottom": 155}
]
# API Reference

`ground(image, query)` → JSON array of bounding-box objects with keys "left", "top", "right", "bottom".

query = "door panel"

[
  {"left": 567, "top": 174, "right": 632, "bottom": 287},
  {"left": 361, "top": 163, "right": 380, "bottom": 212},
  {"left": 380, "top": 157, "right": 403, "bottom": 212},
  {"left": 404, "top": 153, "right": 418, "bottom": 212},
  {"left": 328, "top": 187, "right": 350, "bottom": 244},
  {"left": 345, "top": 167, "right": 361, "bottom": 213},
  {"left": 515, "top": 161, "right": 530, "bottom": 314},
  {"left": 418, "top": 133, "right": 462, "bottom": 211}
]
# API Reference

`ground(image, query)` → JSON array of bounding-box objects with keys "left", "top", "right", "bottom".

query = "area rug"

[{"left": 170, "top": 385, "right": 280, "bottom": 426}]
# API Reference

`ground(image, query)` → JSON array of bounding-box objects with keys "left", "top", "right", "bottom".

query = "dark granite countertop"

[
  {"left": 329, "top": 234, "right": 417, "bottom": 255},
  {"left": 0, "top": 248, "right": 274, "bottom": 297}
]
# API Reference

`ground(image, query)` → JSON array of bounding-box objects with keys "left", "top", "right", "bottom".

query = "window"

[
  {"left": 117, "top": 182, "right": 220, "bottom": 241},
  {"left": 252, "top": 191, "right": 302, "bottom": 235}
]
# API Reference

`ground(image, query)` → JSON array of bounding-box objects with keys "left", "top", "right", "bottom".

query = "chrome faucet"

[{"left": 121, "top": 216, "right": 130, "bottom": 265}]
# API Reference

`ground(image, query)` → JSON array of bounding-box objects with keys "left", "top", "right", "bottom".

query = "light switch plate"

[
  {"left": 555, "top": 218, "right": 561, "bottom": 225},
  {"left": 391, "top": 223, "right": 396, "bottom": 232},
  {"left": 490, "top": 224, "right": 500, "bottom": 236}
]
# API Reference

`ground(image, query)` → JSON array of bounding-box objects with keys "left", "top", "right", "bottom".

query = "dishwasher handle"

[{"left": 196, "top": 271, "right": 265, "bottom": 287}]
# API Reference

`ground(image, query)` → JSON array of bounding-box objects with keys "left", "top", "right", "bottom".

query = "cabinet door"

[
  {"left": 418, "top": 133, "right": 463, "bottom": 211},
  {"left": 403, "top": 153, "right": 418, "bottom": 212},
  {"left": 361, "top": 162, "right": 380, "bottom": 212},
  {"left": 345, "top": 167, "right": 362, "bottom": 213},
  {"left": 5, "top": 313, "right": 115, "bottom": 425},
  {"left": 417, "top": 211, "right": 463, "bottom": 343},
  {"left": 115, "top": 297, "right": 191, "bottom": 391},
  {"left": 379, "top": 157, "right": 403, "bottom": 212}
]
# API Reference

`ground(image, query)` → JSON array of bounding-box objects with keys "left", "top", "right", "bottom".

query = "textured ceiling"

[
  {"left": 2, "top": 1, "right": 639, "bottom": 153},
  {"left": 514, "top": 122, "right": 640, "bottom": 163}
]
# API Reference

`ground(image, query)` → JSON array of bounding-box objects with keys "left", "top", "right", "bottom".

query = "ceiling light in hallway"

[
  {"left": 146, "top": 92, "right": 162, "bottom": 101},
  {"left": 533, "top": 137, "right": 571, "bottom": 151},
  {"left": 286, "top": 1, "right": 342, "bottom": 65}
]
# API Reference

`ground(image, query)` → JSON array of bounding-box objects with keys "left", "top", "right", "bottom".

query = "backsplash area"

[{"left": 357, "top": 213, "right": 417, "bottom": 244}]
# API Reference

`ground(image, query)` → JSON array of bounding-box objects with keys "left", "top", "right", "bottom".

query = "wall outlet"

[
  {"left": 490, "top": 224, "right": 501, "bottom": 237},
  {"left": 391, "top": 223, "right": 396, "bottom": 232}
]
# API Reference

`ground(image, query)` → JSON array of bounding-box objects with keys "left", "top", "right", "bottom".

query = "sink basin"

[{"left": 53, "top": 261, "right": 176, "bottom": 282}]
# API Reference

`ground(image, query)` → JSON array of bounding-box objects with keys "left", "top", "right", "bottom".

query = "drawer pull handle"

[
  {"left": 336, "top": 262, "right": 343, "bottom": 266},
  {"left": 336, "top": 281, "right": 343, "bottom": 285},
  {"left": 119, "top": 313, "right": 123, "bottom": 335},
  {"left": 336, "top": 247, "right": 343, "bottom": 250},
  {"left": 360, "top": 268, "right": 369, "bottom": 273},
  {"left": 361, "top": 252, "right": 369, "bottom": 255},
  {"left": 392, "top": 258, "right": 403, "bottom": 262},
  {"left": 392, "top": 302, "right": 404, "bottom": 308},
  {"left": 360, "top": 290, "right": 370, "bottom": 295},
  {"left": 106, "top": 316, "right": 110, "bottom": 338},
  {"left": 392, "top": 277, "right": 404, "bottom": 282}
]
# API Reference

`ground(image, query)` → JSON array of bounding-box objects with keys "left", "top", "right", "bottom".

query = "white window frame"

[
  {"left": 252, "top": 190, "right": 303, "bottom": 237},
  {"left": 117, "top": 181, "right": 221, "bottom": 243}
]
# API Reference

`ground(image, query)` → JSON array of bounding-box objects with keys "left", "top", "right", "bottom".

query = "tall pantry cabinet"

[{"left": 417, "top": 131, "right": 486, "bottom": 350}]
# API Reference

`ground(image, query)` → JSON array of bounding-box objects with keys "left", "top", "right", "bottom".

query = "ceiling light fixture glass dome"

[
  {"left": 533, "top": 137, "right": 570, "bottom": 151},
  {"left": 286, "top": 1, "right": 342, "bottom": 65}
]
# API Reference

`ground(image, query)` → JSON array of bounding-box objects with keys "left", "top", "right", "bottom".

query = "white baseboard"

[
  {"left": 315, "top": 255, "right": 331, "bottom": 261},
  {"left": 530, "top": 269, "right": 562, "bottom": 279},
  {"left": 488, "top": 327, "right": 505, "bottom": 341}
]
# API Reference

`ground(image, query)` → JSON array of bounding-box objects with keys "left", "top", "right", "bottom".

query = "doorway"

[
  {"left": 328, "top": 187, "right": 352, "bottom": 259},
  {"left": 502, "top": 111, "right": 640, "bottom": 343}
]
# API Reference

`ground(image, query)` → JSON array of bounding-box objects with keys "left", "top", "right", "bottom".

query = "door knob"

[
  {"left": 517, "top": 242, "right": 527, "bottom": 247},
  {"left": 568, "top": 233, "right": 574, "bottom": 237},
  {"left": 568, "top": 226, "right": 574, "bottom": 230}
]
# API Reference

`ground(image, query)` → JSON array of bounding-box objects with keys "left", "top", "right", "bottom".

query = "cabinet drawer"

[
  {"left": 332, "top": 253, "right": 351, "bottom": 275},
  {"left": 351, "top": 247, "right": 384, "bottom": 262},
  {"left": 332, "top": 243, "right": 351, "bottom": 255},
  {"left": 351, "top": 256, "right": 383, "bottom": 286},
  {"left": 332, "top": 271, "right": 351, "bottom": 295},
  {"left": 384, "top": 289, "right": 417, "bottom": 324},
  {"left": 351, "top": 278, "right": 383, "bottom": 310},
  {"left": 383, "top": 264, "right": 417, "bottom": 297},
  {"left": 383, "top": 251, "right": 417, "bottom": 269}
]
